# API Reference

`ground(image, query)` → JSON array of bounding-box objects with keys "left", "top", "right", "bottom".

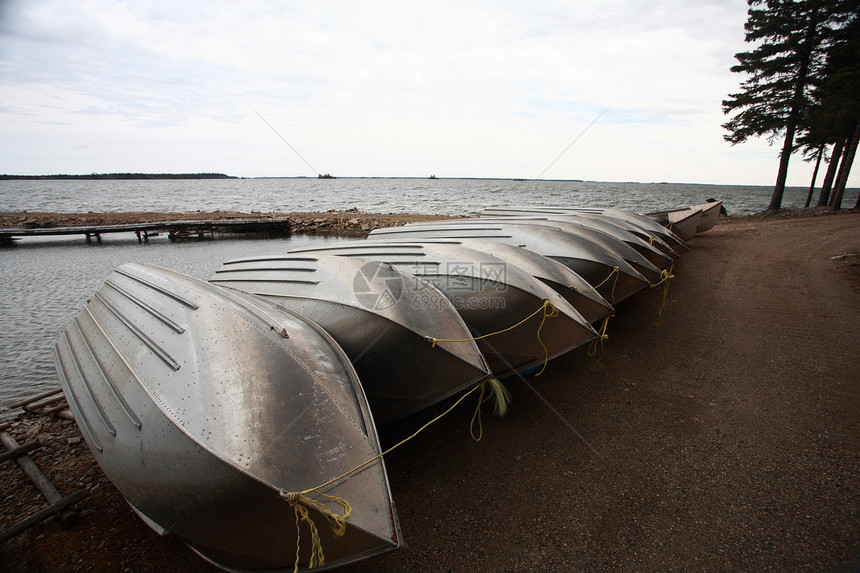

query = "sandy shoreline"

[{"left": 1, "top": 211, "right": 858, "bottom": 571}]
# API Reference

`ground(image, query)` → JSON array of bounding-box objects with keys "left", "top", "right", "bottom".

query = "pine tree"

[
  {"left": 722, "top": 0, "right": 854, "bottom": 211},
  {"left": 815, "top": 15, "right": 860, "bottom": 208}
]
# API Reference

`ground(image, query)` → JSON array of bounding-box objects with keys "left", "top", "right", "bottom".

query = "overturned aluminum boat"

[
  {"left": 479, "top": 210, "right": 677, "bottom": 266},
  {"left": 54, "top": 262, "right": 400, "bottom": 571},
  {"left": 288, "top": 241, "right": 598, "bottom": 377},
  {"left": 210, "top": 254, "right": 490, "bottom": 424},
  {"left": 481, "top": 206, "right": 689, "bottom": 254},
  {"left": 366, "top": 237, "right": 614, "bottom": 325},
  {"left": 416, "top": 217, "right": 664, "bottom": 284},
  {"left": 367, "top": 223, "right": 650, "bottom": 304},
  {"left": 561, "top": 211, "right": 683, "bottom": 260}
]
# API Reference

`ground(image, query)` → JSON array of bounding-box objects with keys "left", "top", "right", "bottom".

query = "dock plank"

[{"left": 0, "top": 217, "right": 291, "bottom": 243}]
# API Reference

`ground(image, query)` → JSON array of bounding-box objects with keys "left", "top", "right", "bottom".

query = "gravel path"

[{"left": 1, "top": 212, "right": 858, "bottom": 572}]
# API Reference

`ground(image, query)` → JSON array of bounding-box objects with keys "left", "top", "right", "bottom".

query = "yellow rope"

[
  {"left": 532, "top": 300, "right": 559, "bottom": 376},
  {"left": 651, "top": 263, "right": 675, "bottom": 327},
  {"left": 574, "top": 266, "right": 620, "bottom": 304},
  {"left": 281, "top": 377, "right": 510, "bottom": 570},
  {"left": 470, "top": 378, "right": 512, "bottom": 441},
  {"left": 650, "top": 264, "right": 675, "bottom": 288},
  {"left": 426, "top": 299, "right": 557, "bottom": 347},
  {"left": 288, "top": 497, "right": 325, "bottom": 571},
  {"left": 574, "top": 266, "right": 619, "bottom": 294},
  {"left": 586, "top": 313, "right": 614, "bottom": 361}
]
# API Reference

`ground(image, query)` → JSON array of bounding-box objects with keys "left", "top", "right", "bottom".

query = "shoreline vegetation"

[{"left": 0, "top": 173, "right": 234, "bottom": 180}]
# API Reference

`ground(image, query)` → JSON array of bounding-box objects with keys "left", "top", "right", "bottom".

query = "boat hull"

[
  {"left": 210, "top": 255, "right": 490, "bottom": 424},
  {"left": 368, "top": 224, "right": 650, "bottom": 305},
  {"left": 692, "top": 201, "right": 722, "bottom": 232},
  {"left": 288, "top": 242, "right": 598, "bottom": 377},
  {"left": 55, "top": 263, "right": 399, "bottom": 571},
  {"left": 480, "top": 206, "right": 689, "bottom": 253},
  {"left": 377, "top": 238, "right": 615, "bottom": 325},
  {"left": 479, "top": 211, "right": 676, "bottom": 267},
  {"left": 646, "top": 208, "right": 702, "bottom": 241},
  {"left": 458, "top": 217, "right": 664, "bottom": 283}
]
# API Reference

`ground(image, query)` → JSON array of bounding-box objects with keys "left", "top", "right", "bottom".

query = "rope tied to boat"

[
  {"left": 280, "top": 377, "right": 510, "bottom": 570},
  {"left": 533, "top": 300, "right": 559, "bottom": 376},
  {"left": 281, "top": 489, "right": 351, "bottom": 572},
  {"left": 586, "top": 313, "right": 614, "bottom": 362},
  {"left": 470, "top": 377, "right": 512, "bottom": 441},
  {"left": 425, "top": 299, "right": 558, "bottom": 348},
  {"left": 651, "top": 263, "right": 675, "bottom": 328},
  {"left": 426, "top": 299, "right": 559, "bottom": 378},
  {"left": 574, "top": 266, "right": 621, "bottom": 303}
]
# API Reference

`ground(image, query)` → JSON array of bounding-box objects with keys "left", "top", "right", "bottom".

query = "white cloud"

[{"left": 0, "top": 0, "right": 855, "bottom": 187}]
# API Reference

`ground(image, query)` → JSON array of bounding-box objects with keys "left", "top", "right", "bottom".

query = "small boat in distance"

[{"left": 55, "top": 262, "right": 400, "bottom": 571}]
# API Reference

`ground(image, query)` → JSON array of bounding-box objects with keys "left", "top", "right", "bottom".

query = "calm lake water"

[{"left": 1, "top": 178, "right": 856, "bottom": 409}]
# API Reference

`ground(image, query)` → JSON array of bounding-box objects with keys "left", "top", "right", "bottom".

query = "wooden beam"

[
  {"left": 0, "top": 490, "right": 87, "bottom": 544},
  {"left": 0, "top": 432, "right": 80, "bottom": 526},
  {"left": 6, "top": 388, "right": 63, "bottom": 409},
  {"left": 0, "top": 441, "right": 42, "bottom": 464}
]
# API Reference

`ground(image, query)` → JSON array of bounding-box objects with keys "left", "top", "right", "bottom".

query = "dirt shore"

[{"left": 1, "top": 211, "right": 858, "bottom": 572}]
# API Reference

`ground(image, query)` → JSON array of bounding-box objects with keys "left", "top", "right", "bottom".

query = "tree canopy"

[{"left": 722, "top": 0, "right": 859, "bottom": 211}]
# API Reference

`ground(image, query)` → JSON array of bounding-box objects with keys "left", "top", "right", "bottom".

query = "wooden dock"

[{"left": 0, "top": 217, "right": 291, "bottom": 244}]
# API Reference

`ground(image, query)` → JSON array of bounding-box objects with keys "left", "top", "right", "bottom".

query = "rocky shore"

[{"left": 0, "top": 209, "right": 455, "bottom": 236}]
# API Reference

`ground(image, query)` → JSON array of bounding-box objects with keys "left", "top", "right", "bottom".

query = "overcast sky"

[{"left": 0, "top": 0, "right": 855, "bottom": 186}]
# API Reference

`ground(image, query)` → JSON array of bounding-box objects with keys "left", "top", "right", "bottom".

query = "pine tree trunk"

[
  {"left": 817, "top": 137, "right": 845, "bottom": 206},
  {"left": 767, "top": 6, "right": 820, "bottom": 212},
  {"left": 830, "top": 121, "right": 860, "bottom": 211},
  {"left": 805, "top": 145, "right": 824, "bottom": 207},
  {"left": 769, "top": 125, "right": 796, "bottom": 211}
]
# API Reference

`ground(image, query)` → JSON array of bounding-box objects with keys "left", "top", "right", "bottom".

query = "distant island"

[{"left": 0, "top": 173, "right": 235, "bottom": 180}]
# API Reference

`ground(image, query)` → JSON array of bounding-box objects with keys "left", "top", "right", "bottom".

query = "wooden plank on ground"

[
  {"left": 6, "top": 388, "right": 63, "bottom": 409},
  {"left": 0, "top": 431, "right": 80, "bottom": 526},
  {"left": 0, "top": 441, "right": 42, "bottom": 464},
  {"left": 0, "top": 490, "right": 87, "bottom": 544}
]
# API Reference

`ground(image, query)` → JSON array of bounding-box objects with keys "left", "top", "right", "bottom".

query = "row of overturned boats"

[{"left": 53, "top": 201, "right": 721, "bottom": 571}]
